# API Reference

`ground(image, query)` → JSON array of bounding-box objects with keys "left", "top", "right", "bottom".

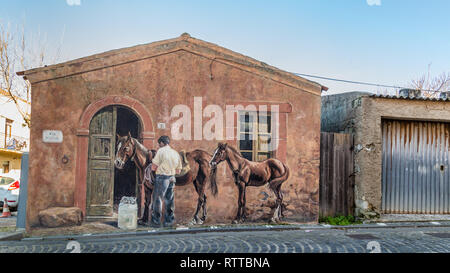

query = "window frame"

[
  {"left": 237, "top": 111, "right": 273, "bottom": 162},
  {"left": 2, "top": 161, "right": 10, "bottom": 174}
]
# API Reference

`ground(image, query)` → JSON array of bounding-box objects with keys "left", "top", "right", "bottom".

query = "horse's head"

[
  {"left": 114, "top": 132, "right": 135, "bottom": 170},
  {"left": 209, "top": 142, "right": 228, "bottom": 168}
]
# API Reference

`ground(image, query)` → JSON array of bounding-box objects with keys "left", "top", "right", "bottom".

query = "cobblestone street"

[{"left": 0, "top": 226, "right": 449, "bottom": 253}]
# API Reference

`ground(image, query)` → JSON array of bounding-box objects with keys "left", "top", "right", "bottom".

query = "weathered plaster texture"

[
  {"left": 356, "top": 97, "right": 450, "bottom": 213},
  {"left": 21, "top": 35, "right": 324, "bottom": 229},
  {"left": 321, "top": 92, "right": 370, "bottom": 134},
  {"left": 322, "top": 93, "right": 450, "bottom": 215}
]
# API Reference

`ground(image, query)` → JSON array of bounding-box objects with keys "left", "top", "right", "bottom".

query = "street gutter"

[{"left": 21, "top": 221, "right": 450, "bottom": 242}]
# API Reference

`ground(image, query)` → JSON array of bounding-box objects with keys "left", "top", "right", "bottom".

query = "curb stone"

[
  {"left": 0, "top": 230, "right": 25, "bottom": 241},
  {"left": 20, "top": 221, "right": 450, "bottom": 242}
]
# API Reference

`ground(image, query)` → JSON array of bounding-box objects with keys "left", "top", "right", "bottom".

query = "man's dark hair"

[{"left": 158, "top": 135, "right": 170, "bottom": 145}]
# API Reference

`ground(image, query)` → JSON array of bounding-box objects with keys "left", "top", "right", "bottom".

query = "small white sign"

[
  {"left": 157, "top": 123, "right": 166, "bottom": 129},
  {"left": 43, "top": 130, "right": 63, "bottom": 143}
]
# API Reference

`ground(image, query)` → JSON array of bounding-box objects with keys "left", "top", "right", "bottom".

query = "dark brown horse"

[
  {"left": 114, "top": 133, "right": 218, "bottom": 225},
  {"left": 209, "top": 142, "right": 289, "bottom": 224},
  {"left": 114, "top": 133, "right": 155, "bottom": 224}
]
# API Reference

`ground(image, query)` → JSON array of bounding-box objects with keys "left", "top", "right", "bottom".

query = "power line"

[{"left": 292, "top": 72, "right": 449, "bottom": 93}]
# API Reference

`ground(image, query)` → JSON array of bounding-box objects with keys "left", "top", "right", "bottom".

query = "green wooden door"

[{"left": 86, "top": 106, "right": 117, "bottom": 216}]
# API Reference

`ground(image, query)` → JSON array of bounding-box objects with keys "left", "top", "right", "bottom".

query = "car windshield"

[{"left": 0, "top": 177, "right": 15, "bottom": 185}]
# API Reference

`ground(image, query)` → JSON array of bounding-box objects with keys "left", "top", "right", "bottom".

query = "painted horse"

[
  {"left": 209, "top": 142, "right": 289, "bottom": 223},
  {"left": 114, "top": 132, "right": 218, "bottom": 225}
]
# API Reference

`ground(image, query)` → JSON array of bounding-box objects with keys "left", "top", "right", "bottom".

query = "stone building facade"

[
  {"left": 19, "top": 34, "right": 326, "bottom": 230},
  {"left": 322, "top": 91, "right": 450, "bottom": 217}
]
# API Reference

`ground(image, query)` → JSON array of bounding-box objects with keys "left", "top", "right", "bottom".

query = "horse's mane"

[
  {"left": 132, "top": 138, "right": 145, "bottom": 149},
  {"left": 132, "top": 137, "right": 150, "bottom": 156},
  {"left": 187, "top": 149, "right": 212, "bottom": 165},
  {"left": 225, "top": 144, "right": 255, "bottom": 164},
  {"left": 191, "top": 149, "right": 212, "bottom": 157},
  {"left": 225, "top": 144, "right": 242, "bottom": 157}
]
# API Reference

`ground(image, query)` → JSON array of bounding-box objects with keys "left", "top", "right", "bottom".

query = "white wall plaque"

[
  {"left": 43, "top": 130, "right": 63, "bottom": 143},
  {"left": 157, "top": 123, "right": 166, "bottom": 129}
]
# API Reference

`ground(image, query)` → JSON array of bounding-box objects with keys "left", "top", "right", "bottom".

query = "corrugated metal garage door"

[{"left": 382, "top": 119, "right": 450, "bottom": 214}]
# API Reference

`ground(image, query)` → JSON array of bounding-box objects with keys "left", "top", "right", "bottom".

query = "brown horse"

[
  {"left": 209, "top": 142, "right": 289, "bottom": 224},
  {"left": 114, "top": 133, "right": 155, "bottom": 224},
  {"left": 114, "top": 132, "right": 218, "bottom": 225}
]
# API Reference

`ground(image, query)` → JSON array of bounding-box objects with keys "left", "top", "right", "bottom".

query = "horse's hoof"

[
  {"left": 269, "top": 218, "right": 279, "bottom": 224},
  {"left": 188, "top": 219, "right": 197, "bottom": 226},
  {"left": 196, "top": 219, "right": 204, "bottom": 225}
]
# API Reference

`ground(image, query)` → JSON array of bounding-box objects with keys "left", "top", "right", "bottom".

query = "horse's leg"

[
  {"left": 200, "top": 194, "right": 207, "bottom": 222},
  {"left": 233, "top": 181, "right": 246, "bottom": 224},
  {"left": 137, "top": 169, "right": 152, "bottom": 225},
  {"left": 198, "top": 164, "right": 209, "bottom": 222},
  {"left": 190, "top": 180, "right": 203, "bottom": 225},
  {"left": 144, "top": 181, "right": 153, "bottom": 223},
  {"left": 231, "top": 172, "right": 240, "bottom": 224},
  {"left": 242, "top": 185, "right": 247, "bottom": 221},
  {"left": 195, "top": 180, "right": 207, "bottom": 225},
  {"left": 239, "top": 169, "right": 251, "bottom": 223},
  {"left": 138, "top": 183, "right": 152, "bottom": 225},
  {"left": 276, "top": 184, "right": 284, "bottom": 220},
  {"left": 269, "top": 183, "right": 283, "bottom": 223}
]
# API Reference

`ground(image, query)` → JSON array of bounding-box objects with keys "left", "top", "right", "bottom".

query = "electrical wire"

[{"left": 292, "top": 72, "right": 449, "bottom": 93}]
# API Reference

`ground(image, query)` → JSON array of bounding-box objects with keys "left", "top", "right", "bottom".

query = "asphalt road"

[{"left": 0, "top": 226, "right": 449, "bottom": 253}]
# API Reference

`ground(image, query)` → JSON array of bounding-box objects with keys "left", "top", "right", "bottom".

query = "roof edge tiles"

[{"left": 369, "top": 93, "right": 450, "bottom": 102}]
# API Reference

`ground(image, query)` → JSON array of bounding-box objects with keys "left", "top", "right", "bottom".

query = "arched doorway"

[
  {"left": 75, "top": 95, "right": 155, "bottom": 218},
  {"left": 86, "top": 105, "right": 142, "bottom": 217}
]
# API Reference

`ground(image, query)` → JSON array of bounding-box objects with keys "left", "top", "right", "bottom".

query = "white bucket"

[{"left": 117, "top": 196, "right": 137, "bottom": 230}]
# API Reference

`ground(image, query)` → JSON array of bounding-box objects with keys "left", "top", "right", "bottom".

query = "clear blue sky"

[{"left": 1, "top": 0, "right": 449, "bottom": 94}]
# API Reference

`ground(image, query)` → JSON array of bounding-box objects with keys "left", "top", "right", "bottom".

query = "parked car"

[{"left": 0, "top": 175, "right": 20, "bottom": 210}]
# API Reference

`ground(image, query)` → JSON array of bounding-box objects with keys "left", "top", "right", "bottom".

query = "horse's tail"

[
  {"left": 269, "top": 161, "right": 290, "bottom": 188},
  {"left": 179, "top": 150, "right": 189, "bottom": 165},
  {"left": 209, "top": 165, "right": 218, "bottom": 197}
]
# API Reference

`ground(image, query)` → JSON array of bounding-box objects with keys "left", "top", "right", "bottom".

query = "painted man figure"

[{"left": 150, "top": 135, "right": 182, "bottom": 227}]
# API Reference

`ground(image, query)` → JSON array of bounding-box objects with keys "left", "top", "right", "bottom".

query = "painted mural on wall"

[
  {"left": 209, "top": 143, "right": 289, "bottom": 224},
  {"left": 112, "top": 97, "right": 292, "bottom": 226},
  {"left": 115, "top": 133, "right": 218, "bottom": 226},
  {"left": 114, "top": 137, "right": 290, "bottom": 226},
  {"left": 20, "top": 35, "right": 323, "bottom": 228}
]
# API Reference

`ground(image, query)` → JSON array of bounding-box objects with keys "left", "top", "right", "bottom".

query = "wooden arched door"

[{"left": 86, "top": 106, "right": 117, "bottom": 216}]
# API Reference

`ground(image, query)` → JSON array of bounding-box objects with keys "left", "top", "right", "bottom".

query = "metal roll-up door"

[{"left": 382, "top": 119, "right": 450, "bottom": 214}]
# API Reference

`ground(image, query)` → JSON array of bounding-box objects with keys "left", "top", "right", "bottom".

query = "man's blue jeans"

[{"left": 151, "top": 174, "right": 176, "bottom": 227}]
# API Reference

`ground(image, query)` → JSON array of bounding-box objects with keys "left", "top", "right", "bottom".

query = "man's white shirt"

[{"left": 152, "top": 145, "right": 182, "bottom": 176}]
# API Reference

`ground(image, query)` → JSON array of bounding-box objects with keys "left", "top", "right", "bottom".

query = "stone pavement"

[
  {"left": 0, "top": 212, "right": 17, "bottom": 228},
  {"left": 0, "top": 222, "right": 448, "bottom": 253},
  {"left": 0, "top": 212, "right": 24, "bottom": 241}
]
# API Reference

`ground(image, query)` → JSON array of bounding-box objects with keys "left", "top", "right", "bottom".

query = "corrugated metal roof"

[{"left": 370, "top": 93, "right": 450, "bottom": 102}]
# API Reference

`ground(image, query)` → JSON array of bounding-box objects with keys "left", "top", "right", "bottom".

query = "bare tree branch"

[
  {"left": 410, "top": 65, "right": 450, "bottom": 98},
  {"left": 0, "top": 21, "right": 64, "bottom": 128}
]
